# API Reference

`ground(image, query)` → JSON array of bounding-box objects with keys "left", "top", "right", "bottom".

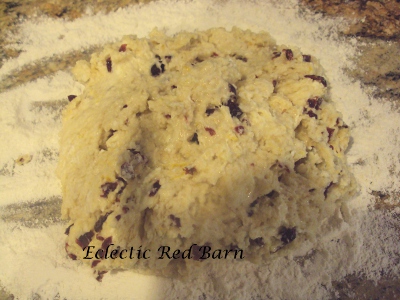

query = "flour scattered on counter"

[
  {"left": 1, "top": 0, "right": 399, "bottom": 299},
  {"left": 0, "top": 0, "right": 351, "bottom": 80},
  {"left": 0, "top": 72, "right": 83, "bottom": 206}
]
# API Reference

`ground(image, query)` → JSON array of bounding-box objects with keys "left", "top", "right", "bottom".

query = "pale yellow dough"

[{"left": 57, "top": 27, "right": 357, "bottom": 276}]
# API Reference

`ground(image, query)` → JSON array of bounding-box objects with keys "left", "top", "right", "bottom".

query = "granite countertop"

[{"left": 0, "top": 0, "right": 399, "bottom": 299}]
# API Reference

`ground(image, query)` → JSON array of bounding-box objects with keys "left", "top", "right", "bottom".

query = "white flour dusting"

[
  {"left": 0, "top": 74, "right": 83, "bottom": 206},
  {"left": 0, "top": 0, "right": 399, "bottom": 299}
]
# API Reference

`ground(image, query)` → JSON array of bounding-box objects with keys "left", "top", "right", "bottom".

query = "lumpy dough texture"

[{"left": 57, "top": 27, "right": 357, "bottom": 276}]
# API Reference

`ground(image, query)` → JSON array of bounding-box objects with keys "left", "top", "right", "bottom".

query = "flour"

[
  {"left": 0, "top": 0, "right": 399, "bottom": 299},
  {"left": 0, "top": 73, "right": 83, "bottom": 206}
]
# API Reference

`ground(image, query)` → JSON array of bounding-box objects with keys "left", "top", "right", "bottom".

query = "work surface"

[{"left": 0, "top": 0, "right": 399, "bottom": 299}]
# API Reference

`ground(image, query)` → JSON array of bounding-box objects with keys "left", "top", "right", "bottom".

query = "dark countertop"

[
  {"left": 0, "top": 1, "right": 399, "bottom": 299},
  {"left": 301, "top": 0, "right": 400, "bottom": 102}
]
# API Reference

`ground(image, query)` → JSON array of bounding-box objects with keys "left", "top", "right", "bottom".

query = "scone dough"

[{"left": 57, "top": 27, "right": 357, "bottom": 277}]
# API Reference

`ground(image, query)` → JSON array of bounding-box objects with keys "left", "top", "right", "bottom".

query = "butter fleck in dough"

[{"left": 57, "top": 27, "right": 357, "bottom": 276}]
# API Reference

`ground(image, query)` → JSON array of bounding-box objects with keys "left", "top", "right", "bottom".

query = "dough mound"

[{"left": 57, "top": 27, "right": 357, "bottom": 276}]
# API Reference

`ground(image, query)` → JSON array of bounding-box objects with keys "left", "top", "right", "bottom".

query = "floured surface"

[{"left": 0, "top": 0, "right": 399, "bottom": 299}]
